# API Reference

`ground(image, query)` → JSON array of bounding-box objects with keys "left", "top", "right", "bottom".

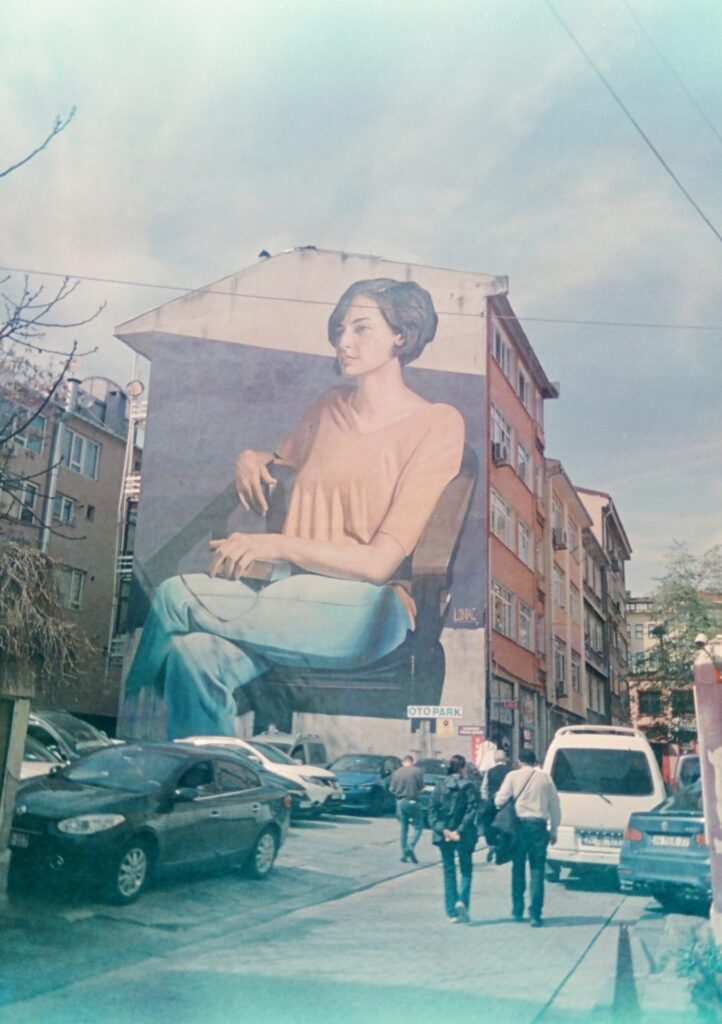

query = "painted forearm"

[{"left": 277, "top": 532, "right": 404, "bottom": 584}]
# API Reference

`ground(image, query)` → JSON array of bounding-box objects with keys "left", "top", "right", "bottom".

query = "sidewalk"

[{"left": 0, "top": 839, "right": 707, "bottom": 1024}]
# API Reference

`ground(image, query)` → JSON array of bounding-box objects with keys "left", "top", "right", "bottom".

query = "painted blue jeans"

[{"left": 124, "top": 573, "right": 409, "bottom": 740}]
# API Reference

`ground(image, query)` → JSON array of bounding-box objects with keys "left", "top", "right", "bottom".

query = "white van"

[{"left": 543, "top": 725, "right": 666, "bottom": 876}]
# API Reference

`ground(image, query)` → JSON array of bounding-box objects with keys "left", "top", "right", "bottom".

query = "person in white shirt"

[{"left": 494, "top": 748, "right": 561, "bottom": 927}]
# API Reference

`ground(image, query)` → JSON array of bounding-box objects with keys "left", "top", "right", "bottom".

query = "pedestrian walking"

[
  {"left": 480, "top": 749, "right": 512, "bottom": 861},
  {"left": 428, "top": 753, "right": 480, "bottom": 923},
  {"left": 389, "top": 755, "right": 425, "bottom": 863},
  {"left": 494, "top": 748, "right": 561, "bottom": 927}
]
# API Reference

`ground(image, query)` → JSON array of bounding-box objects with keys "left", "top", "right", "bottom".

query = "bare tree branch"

[{"left": 0, "top": 108, "right": 76, "bottom": 179}]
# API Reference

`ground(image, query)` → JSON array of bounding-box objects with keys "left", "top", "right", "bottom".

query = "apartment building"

[
  {"left": 578, "top": 489, "right": 632, "bottom": 725},
  {"left": 544, "top": 460, "right": 593, "bottom": 735},
  {"left": 486, "top": 295, "right": 559, "bottom": 758},
  {"left": 582, "top": 527, "right": 611, "bottom": 723},
  {"left": 0, "top": 377, "right": 139, "bottom": 729}
]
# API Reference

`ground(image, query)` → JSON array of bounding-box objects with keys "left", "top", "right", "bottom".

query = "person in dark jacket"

[
  {"left": 428, "top": 753, "right": 480, "bottom": 923},
  {"left": 480, "top": 749, "right": 513, "bottom": 860}
]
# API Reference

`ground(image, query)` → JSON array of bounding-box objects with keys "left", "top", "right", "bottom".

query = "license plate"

[
  {"left": 10, "top": 830, "right": 29, "bottom": 849},
  {"left": 651, "top": 835, "right": 689, "bottom": 848},
  {"left": 580, "top": 834, "right": 622, "bottom": 848}
]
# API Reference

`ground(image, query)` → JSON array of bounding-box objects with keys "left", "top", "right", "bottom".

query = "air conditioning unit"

[
  {"left": 552, "top": 527, "right": 567, "bottom": 550},
  {"left": 491, "top": 442, "right": 510, "bottom": 466}
]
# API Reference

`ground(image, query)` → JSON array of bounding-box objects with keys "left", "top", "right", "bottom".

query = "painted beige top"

[{"left": 277, "top": 387, "right": 465, "bottom": 558}]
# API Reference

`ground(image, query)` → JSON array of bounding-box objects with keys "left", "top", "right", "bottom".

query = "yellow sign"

[{"left": 436, "top": 718, "right": 454, "bottom": 739}]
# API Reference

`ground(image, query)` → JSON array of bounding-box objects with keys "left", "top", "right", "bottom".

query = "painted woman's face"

[{"left": 333, "top": 298, "right": 403, "bottom": 378}]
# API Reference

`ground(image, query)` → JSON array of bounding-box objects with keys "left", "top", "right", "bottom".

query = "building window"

[
  {"left": 536, "top": 613, "right": 546, "bottom": 655},
  {"left": 647, "top": 623, "right": 657, "bottom": 638},
  {"left": 61, "top": 428, "right": 99, "bottom": 479},
  {"left": 671, "top": 689, "right": 695, "bottom": 715},
  {"left": 59, "top": 567, "right": 86, "bottom": 611},
  {"left": 491, "top": 489, "right": 514, "bottom": 549},
  {"left": 638, "top": 690, "right": 662, "bottom": 716},
  {"left": 635, "top": 623, "right": 644, "bottom": 640},
  {"left": 554, "top": 637, "right": 566, "bottom": 695},
  {"left": 517, "top": 519, "right": 532, "bottom": 568},
  {"left": 0, "top": 475, "right": 39, "bottom": 524},
  {"left": 536, "top": 537, "right": 544, "bottom": 575},
  {"left": 1, "top": 404, "right": 46, "bottom": 455},
  {"left": 517, "top": 443, "right": 529, "bottom": 486},
  {"left": 571, "top": 650, "right": 581, "bottom": 692},
  {"left": 551, "top": 496, "right": 564, "bottom": 532},
  {"left": 553, "top": 565, "right": 566, "bottom": 609},
  {"left": 493, "top": 326, "right": 514, "bottom": 382},
  {"left": 491, "top": 405, "right": 513, "bottom": 452},
  {"left": 568, "top": 521, "right": 579, "bottom": 556},
  {"left": 534, "top": 460, "right": 544, "bottom": 500},
  {"left": 570, "top": 583, "right": 580, "bottom": 624},
  {"left": 86, "top": 504, "right": 95, "bottom": 522},
  {"left": 518, "top": 369, "right": 533, "bottom": 413},
  {"left": 519, "top": 602, "right": 533, "bottom": 650},
  {"left": 492, "top": 580, "right": 514, "bottom": 639},
  {"left": 53, "top": 493, "right": 76, "bottom": 524}
]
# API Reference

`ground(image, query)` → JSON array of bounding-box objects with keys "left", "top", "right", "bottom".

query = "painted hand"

[
  {"left": 390, "top": 584, "right": 417, "bottom": 631},
  {"left": 235, "top": 449, "right": 276, "bottom": 516},
  {"left": 208, "top": 532, "right": 286, "bottom": 579}
]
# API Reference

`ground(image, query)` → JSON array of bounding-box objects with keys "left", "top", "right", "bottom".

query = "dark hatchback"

[
  {"left": 10, "top": 743, "right": 292, "bottom": 904},
  {"left": 618, "top": 781, "right": 710, "bottom": 910},
  {"left": 328, "top": 754, "right": 401, "bottom": 815}
]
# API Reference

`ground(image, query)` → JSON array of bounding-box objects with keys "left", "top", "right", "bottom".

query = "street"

[{"left": 0, "top": 813, "right": 707, "bottom": 1024}]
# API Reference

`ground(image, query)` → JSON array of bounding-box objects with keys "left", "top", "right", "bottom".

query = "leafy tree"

[{"left": 630, "top": 542, "right": 722, "bottom": 743}]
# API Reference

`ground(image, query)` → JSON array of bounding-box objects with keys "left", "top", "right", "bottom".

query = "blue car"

[
  {"left": 328, "top": 754, "right": 401, "bottom": 816},
  {"left": 618, "top": 781, "right": 710, "bottom": 910}
]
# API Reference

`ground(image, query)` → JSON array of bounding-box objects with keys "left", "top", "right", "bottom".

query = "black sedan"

[{"left": 10, "top": 743, "right": 292, "bottom": 904}]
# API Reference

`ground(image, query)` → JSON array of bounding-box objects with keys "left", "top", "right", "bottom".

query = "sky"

[{"left": 2, "top": 0, "right": 721, "bottom": 596}]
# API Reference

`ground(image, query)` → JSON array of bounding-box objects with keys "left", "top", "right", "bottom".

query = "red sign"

[
  {"left": 502, "top": 700, "right": 519, "bottom": 709},
  {"left": 470, "top": 734, "right": 486, "bottom": 764}
]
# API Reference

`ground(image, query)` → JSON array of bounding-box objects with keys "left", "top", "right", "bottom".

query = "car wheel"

[
  {"left": 104, "top": 838, "right": 153, "bottom": 905},
  {"left": 368, "top": 788, "right": 385, "bottom": 817},
  {"left": 246, "top": 828, "right": 278, "bottom": 879}
]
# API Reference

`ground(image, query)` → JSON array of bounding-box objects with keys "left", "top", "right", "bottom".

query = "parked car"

[
  {"left": 10, "top": 742, "right": 291, "bottom": 904},
  {"left": 176, "top": 736, "right": 343, "bottom": 817},
  {"left": 21, "top": 734, "right": 68, "bottom": 780},
  {"left": 543, "top": 725, "right": 666, "bottom": 878},
  {"left": 618, "top": 780, "right": 710, "bottom": 910},
  {"left": 252, "top": 731, "right": 329, "bottom": 767},
  {"left": 328, "top": 754, "right": 401, "bottom": 815},
  {"left": 27, "top": 710, "right": 117, "bottom": 762},
  {"left": 415, "top": 758, "right": 450, "bottom": 823},
  {"left": 674, "top": 753, "right": 700, "bottom": 789}
]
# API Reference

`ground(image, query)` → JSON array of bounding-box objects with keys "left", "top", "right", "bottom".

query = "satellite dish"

[{"left": 125, "top": 380, "right": 145, "bottom": 398}]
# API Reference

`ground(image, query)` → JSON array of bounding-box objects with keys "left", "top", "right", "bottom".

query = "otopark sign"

[
  {"left": 693, "top": 633, "right": 722, "bottom": 945},
  {"left": 406, "top": 706, "right": 463, "bottom": 719}
]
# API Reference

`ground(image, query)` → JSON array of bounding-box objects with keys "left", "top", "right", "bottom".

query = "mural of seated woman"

[{"left": 123, "top": 277, "right": 466, "bottom": 739}]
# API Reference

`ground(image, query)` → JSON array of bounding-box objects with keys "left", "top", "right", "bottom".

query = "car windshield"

[
  {"left": 37, "top": 711, "right": 112, "bottom": 756},
  {"left": 24, "top": 735, "right": 63, "bottom": 763},
  {"left": 416, "top": 759, "right": 449, "bottom": 776},
  {"left": 551, "top": 748, "right": 654, "bottom": 796},
  {"left": 659, "top": 780, "right": 704, "bottom": 814},
  {"left": 63, "top": 747, "right": 187, "bottom": 794},
  {"left": 247, "top": 741, "right": 297, "bottom": 765},
  {"left": 330, "top": 755, "right": 384, "bottom": 773}
]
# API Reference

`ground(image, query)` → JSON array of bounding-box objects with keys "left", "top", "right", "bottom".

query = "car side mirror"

[{"left": 173, "top": 787, "right": 198, "bottom": 802}]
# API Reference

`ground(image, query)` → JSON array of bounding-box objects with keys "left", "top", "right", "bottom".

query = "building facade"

[
  {"left": 0, "top": 377, "right": 138, "bottom": 728},
  {"left": 486, "top": 297, "right": 558, "bottom": 760}
]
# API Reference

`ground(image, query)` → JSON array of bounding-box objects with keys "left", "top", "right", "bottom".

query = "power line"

[
  {"left": 543, "top": 0, "right": 722, "bottom": 247},
  {"left": 1, "top": 262, "right": 721, "bottom": 332},
  {"left": 620, "top": 0, "right": 722, "bottom": 150}
]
